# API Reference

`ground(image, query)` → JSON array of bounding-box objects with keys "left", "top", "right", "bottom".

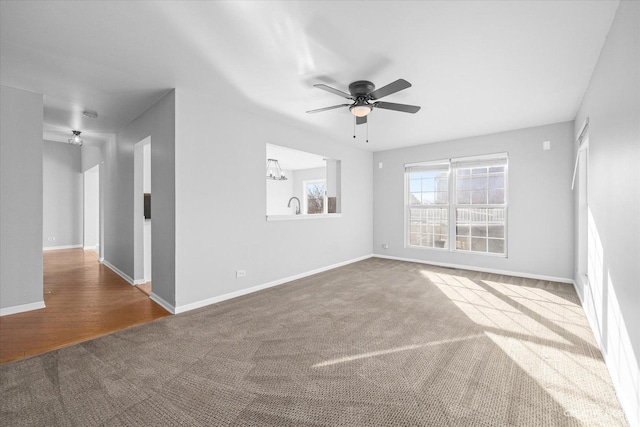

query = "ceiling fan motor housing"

[{"left": 349, "top": 80, "right": 376, "bottom": 98}]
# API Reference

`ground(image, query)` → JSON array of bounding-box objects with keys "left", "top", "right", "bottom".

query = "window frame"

[
  {"left": 404, "top": 161, "right": 451, "bottom": 249},
  {"left": 404, "top": 153, "right": 508, "bottom": 257}
]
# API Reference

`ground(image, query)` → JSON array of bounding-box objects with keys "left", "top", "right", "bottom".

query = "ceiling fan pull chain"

[
  {"left": 353, "top": 116, "right": 356, "bottom": 139},
  {"left": 366, "top": 121, "right": 369, "bottom": 143}
]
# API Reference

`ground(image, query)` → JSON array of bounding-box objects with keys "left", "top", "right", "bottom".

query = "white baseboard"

[
  {"left": 101, "top": 259, "right": 134, "bottom": 285},
  {"left": 83, "top": 246, "right": 97, "bottom": 251},
  {"left": 133, "top": 279, "right": 146, "bottom": 285},
  {"left": 43, "top": 244, "right": 83, "bottom": 251},
  {"left": 149, "top": 292, "right": 175, "bottom": 314},
  {"left": 0, "top": 300, "right": 46, "bottom": 317},
  {"left": 372, "top": 254, "right": 574, "bottom": 284},
  {"left": 173, "top": 254, "right": 372, "bottom": 314}
]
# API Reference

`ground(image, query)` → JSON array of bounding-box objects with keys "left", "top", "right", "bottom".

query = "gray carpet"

[{"left": 0, "top": 258, "right": 627, "bottom": 426}]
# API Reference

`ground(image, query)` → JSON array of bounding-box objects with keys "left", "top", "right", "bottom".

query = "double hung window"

[
  {"left": 407, "top": 162, "right": 450, "bottom": 249},
  {"left": 406, "top": 154, "right": 508, "bottom": 256}
]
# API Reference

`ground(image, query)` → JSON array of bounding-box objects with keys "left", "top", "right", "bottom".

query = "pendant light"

[{"left": 266, "top": 159, "right": 287, "bottom": 180}]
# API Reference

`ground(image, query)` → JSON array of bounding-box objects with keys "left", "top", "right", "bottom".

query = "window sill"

[
  {"left": 405, "top": 245, "right": 507, "bottom": 257},
  {"left": 266, "top": 214, "right": 342, "bottom": 222}
]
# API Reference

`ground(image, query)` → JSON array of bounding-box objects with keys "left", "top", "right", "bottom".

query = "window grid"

[
  {"left": 407, "top": 169, "right": 449, "bottom": 249},
  {"left": 453, "top": 165, "right": 506, "bottom": 255},
  {"left": 409, "top": 207, "right": 448, "bottom": 249}
]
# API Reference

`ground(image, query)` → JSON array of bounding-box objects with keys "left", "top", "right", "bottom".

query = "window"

[
  {"left": 303, "top": 179, "right": 327, "bottom": 214},
  {"left": 406, "top": 162, "right": 449, "bottom": 248},
  {"left": 406, "top": 154, "right": 508, "bottom": 255}
]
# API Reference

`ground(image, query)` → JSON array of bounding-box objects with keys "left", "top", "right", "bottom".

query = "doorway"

[
  {"left": 134, "top": 137, "right": 152, "bottom": 295},
  {"left": 83, "top": 164, "right": 100, "bottom": 255}
]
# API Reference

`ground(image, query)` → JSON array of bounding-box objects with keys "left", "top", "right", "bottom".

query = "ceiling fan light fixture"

[
  {"left": 350, "top": 104, "right": 372, "bottom": 117},
  {"left": 307, "top": 79, "right": 419, "bottom": 128}
]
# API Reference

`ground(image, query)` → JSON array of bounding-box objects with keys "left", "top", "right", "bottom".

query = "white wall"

[
  {"left": 143, "top": 143, "right": 151, "bottom": 193},
  {"left": 0, "top": 85, "right": 44, "bottom": 314},
  {"left": 84, "top": 165, "right": 99, "bottom": 250},
  {"left": 373, "top": 121, "right": 575, "bottom": 281},
  {"left": 81, "top": 144, "right": 104, "bottom": 172},
  {"left": 266, "top": 170, "right": 294, "bottom": 215},
  {"left": 573, "top": 2, "right": 639, "bottom": 425},
  {"left": 174, "top": 89, "right": 373, "bottom": 311},
  {"left": 103, "top": 90, "right": 175, "bottom": 307},
  {"left": 42, "top": 140, "right": 83, "bottom": 249}
]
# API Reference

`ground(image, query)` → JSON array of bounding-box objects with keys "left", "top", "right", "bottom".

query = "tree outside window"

[{"left": 304, "top": 180, "right": 326, "bottom": 214}]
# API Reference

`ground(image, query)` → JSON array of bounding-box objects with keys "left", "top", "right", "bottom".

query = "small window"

[{"left": 303, "top": 179, "right": 327, "bottom": 214}]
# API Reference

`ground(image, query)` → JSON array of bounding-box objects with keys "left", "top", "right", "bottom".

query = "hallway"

[{"left": 0, "top": 249, "right": 170, "bottom": 364}]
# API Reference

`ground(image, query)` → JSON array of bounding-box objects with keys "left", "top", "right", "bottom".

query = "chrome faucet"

[{"left": 287, "top": 197, "right": 301, "bottom": 215}]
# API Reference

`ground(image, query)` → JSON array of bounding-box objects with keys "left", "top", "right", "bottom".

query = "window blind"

[
  {"left": 450, "top": 153, "right": 508, "bottom": 169},
  {"left": 405, "top": 160, "right": 449, "bottom": 173}
]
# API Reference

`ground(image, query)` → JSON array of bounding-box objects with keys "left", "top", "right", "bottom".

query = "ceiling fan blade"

[
  {"left": 356, "top": 116, "right": 367, "bottom": 125},
  {"left": 306, "top": 104, "right": 350, "bottom": 114},
  {"left": 314, "top": 84, "right": 354, "bottom": 99},
  {"left": 374, "top": 101, "right": 421, "bottom": 114},
  {"left": 369, "top": 79, "right": 412, "bottom": 100}
]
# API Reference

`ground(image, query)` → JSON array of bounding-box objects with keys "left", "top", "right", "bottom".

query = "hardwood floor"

[
  {"left": 136, "top": 281, "right": 152, "bottom": 296},
  {"left": 0, "top": 249, "right": 170, "bottom": 364}
]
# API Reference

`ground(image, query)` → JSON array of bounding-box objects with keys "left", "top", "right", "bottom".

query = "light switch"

[{"left": 543, "top": 140, "right": 551, "bottom": 150}]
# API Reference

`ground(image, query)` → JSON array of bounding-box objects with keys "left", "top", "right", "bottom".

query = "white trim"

[
  {"left": 405, "top": 159, "right": 449, "bottom": 168},
  {"left": 101, "top": 259, "right": 134, "bottom": 285},
  {"left": 133, "top": 279, "right": 146, "bottom": 285},
  {"left": 266, "top": 213, "right": 341, "bottom": 221},
  {"left": 98, "top": 257, "right": 104, "bottom": 262},
  {"left": 174, "top": 254, "right": 372, "bottom": 314},
  {"left": 450, "top": 152, "right": 508, "bottom": 167},
  {"left": 83, "top": 246, "right": 97, "bottom": 251},
  {"left": 571, "top": 132, "right": 589, "bottom": 190},
  {"left": 372, "top": 254, "right": 574, "bottom": 284},
  {"left": 576, "top": 116, "right": 589, "bottom": 142},
  {"left": 0, "top": 300, "right": 46, "bottom": 316},
  {"left": 149, "top": 292, "right": 175, "bottom": 314},
  {"left": 43, "top": 244, "right": 83, "bottom": 251}
]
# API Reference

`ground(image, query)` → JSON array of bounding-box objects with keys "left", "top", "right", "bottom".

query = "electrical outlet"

[
  {"left": 236, "top": 270, "right": 246, "bottom": 278},
  {"left": 48, "top": 236, "right": 56, "bottom": 241},
  {"left": 382, "top": 244, "right": 389, "bottom": 249}
]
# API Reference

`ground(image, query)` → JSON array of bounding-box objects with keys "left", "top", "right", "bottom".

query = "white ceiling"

[{"left": 0, "top": 1, "right": 618, "bottom": 151}]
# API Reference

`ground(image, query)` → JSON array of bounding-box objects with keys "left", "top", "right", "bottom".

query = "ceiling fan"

[{"left": 306, "top": 79, "right": 421, "bottom": 125}]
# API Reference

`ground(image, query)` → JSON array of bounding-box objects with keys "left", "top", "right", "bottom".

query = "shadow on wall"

[{"left": 583, "top": 207, "right": 638, "bottom": 422}]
